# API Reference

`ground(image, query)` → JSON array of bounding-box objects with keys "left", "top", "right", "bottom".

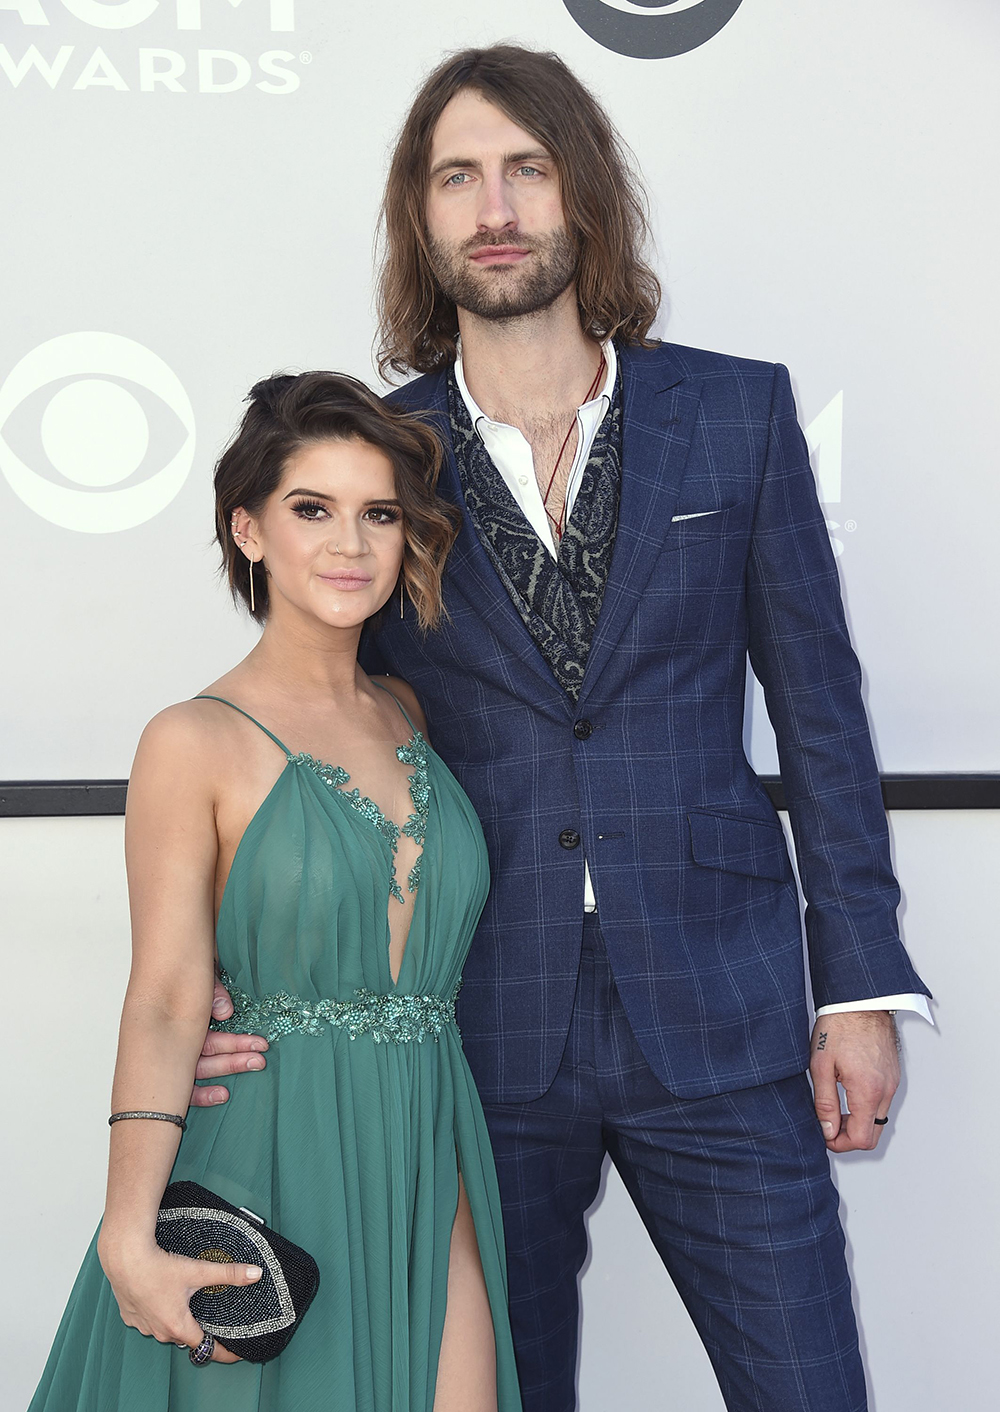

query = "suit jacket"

[{"left": 361, "top": 341, "right": 929, "bottom": 1104}]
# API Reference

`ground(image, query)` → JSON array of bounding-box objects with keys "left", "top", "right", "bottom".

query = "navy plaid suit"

[{"left": 363, "top": 342, "right": 929, "bottom": 1410}]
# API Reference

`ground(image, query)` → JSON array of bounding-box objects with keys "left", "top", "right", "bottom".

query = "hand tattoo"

[{"left": 816, "top": 1031, "right": 828, "bottom": 1051}]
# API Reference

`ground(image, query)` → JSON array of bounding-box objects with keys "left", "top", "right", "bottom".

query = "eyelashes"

[
  {"left": 290, "top": 499, "right": 401, "bottom": 525},
  {"left": 290, "top": 499, "right": 329, "bottom": 520}
]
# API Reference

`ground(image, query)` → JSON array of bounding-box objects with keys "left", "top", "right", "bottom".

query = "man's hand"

[
  {"left": 810, "top": 1011, "right": 899, "bottom": 1153},
  {"left": 188, "top": 976, "right": 268, "bottom": 1107}
]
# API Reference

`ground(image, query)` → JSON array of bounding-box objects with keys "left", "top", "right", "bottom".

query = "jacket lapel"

[
  {"left": 408, "top": 371, "right": 572, "bottom": 709},
  {"left": 579, "top": 344, "right": 701, "bottom": 703}
]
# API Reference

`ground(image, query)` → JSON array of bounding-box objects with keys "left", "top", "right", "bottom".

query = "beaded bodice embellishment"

[
  {"left": 210, "top": 968, "right": 460, "bottom": 1045},
  {"left": 291, "top": 732, "right": 430, "bottom": 905}
]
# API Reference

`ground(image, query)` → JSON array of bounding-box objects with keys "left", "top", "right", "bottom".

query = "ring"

[
  {"left": 873, "top": 1116, "right": 889, "bottom": 1126},
  {"left": 189, "top": 1332, "right": 215, "bottom": 1365}
]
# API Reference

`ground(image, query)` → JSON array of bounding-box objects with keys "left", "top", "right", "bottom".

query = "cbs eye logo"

[
  {"left": 0, "top": 332, "right": 195, "bottom": 534},
  {"left": 563, "top": 0, "right": 744, "bottom": 60}
]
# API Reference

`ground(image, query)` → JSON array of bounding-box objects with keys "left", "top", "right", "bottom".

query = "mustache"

[{"left": 462, "top": 233, "right": 541, "bottom": 253}]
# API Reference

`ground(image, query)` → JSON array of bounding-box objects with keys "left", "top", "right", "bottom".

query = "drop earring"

[
  {"left": 249, "top": 555, "right": 256, "bottom": 615},
  {"left": 399, "top": 576, "right": 404, "bottom": 619}
]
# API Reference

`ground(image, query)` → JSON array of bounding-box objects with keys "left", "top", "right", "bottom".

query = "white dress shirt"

[{"left": 453, "top": 342, "right": 931, "bottom": 1024}]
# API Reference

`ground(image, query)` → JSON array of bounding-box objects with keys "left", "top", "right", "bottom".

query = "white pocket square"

[{"left": 671, "top": 510, "right": 721, "bottom": 522}]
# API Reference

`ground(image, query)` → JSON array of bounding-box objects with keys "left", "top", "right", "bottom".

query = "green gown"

[{"left": 29, "top": 689, "right": 522, "bottom": 1412}]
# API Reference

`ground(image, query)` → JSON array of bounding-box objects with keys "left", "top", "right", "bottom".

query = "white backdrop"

[
  {"left": 2, "top": 2, "right": 998, "bottom": 1409},
  {"left": 1, "top": 0, "right": 998, "bottom": 777}
]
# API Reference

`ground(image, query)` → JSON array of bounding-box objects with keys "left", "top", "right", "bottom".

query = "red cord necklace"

[{"left": 541, "top": 352, "right": 606, "bottom": 543}]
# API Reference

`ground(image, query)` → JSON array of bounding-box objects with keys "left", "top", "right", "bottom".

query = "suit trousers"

[{"left": 480, "top": 914, "right": 868, "bottom": 1412}]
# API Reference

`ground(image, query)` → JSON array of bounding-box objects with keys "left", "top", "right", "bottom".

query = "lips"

[
  {"left": 469, "top": 245, "right": 531, "bottom": 264},
  {"left": 319, "top": 572, "right": 372, "bottom": 590}
]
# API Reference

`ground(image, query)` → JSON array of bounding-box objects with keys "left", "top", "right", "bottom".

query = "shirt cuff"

[{"left": 815, "top": 994, "right": 934, "bottom": 1025}]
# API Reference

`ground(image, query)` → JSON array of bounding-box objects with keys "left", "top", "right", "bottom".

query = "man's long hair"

[{"left": 376, "top": 45, "right": 662, "bottom": 379}]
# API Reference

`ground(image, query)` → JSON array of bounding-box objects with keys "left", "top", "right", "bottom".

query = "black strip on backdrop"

[{"left": 1, "top": 776, "right": 998, "bottom": 819}]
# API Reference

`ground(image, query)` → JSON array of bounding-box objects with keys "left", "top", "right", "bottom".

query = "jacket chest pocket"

[{"left": 664, "top": 504, "right": 738, "bottom": 553}]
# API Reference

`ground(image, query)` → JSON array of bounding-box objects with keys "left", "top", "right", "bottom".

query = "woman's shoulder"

[
  {"left": 371, "top": 675, "right": 429, "bottom": 736},
  {"left": 132, "top": 692, "right": 246, "bottom": 787}
]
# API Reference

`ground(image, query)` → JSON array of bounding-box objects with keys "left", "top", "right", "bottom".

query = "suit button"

[
  {"left": 573, "top": 719, "right": 594, "bottom": 740},
  {"left": 559, "top": 828, "right": 581, "bottom": 850}
]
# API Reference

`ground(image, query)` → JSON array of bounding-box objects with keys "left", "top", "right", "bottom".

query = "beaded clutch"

[{"left": 155, "top": 1181, "right": 320, "bottom": 1363}]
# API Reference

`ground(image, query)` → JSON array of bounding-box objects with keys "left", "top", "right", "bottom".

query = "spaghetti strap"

[
  {"left": 194, "top": 695, "right": 292, "bottom": 758},
  {"left": 372, "top": 679, "right": 418, "bottom": 736}
]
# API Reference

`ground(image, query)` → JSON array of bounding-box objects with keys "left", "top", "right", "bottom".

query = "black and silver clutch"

[{"left": 155, "top": 1180, "right": 320, "bottom": 1363}]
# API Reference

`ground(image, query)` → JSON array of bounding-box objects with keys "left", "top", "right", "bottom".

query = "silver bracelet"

[{"left": 109, "top": 1110, "right": 187, "bottom": 1132}]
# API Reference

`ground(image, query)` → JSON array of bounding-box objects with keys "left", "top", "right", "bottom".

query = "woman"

[{"left": 29, "top": 372, "right": 522, "bottom": 1412}]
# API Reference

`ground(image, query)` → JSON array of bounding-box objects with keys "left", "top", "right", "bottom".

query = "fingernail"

[
  {"left": 250, "top": 1040, "right": 268, "bottom": 1051},
  {"left": 211, "top": 1088, "right": 228, "bottom": 1103},
  {"left": 247, "top": 1266, "right": 262, "bottom": 1280},
  {"left": 212, "top": 999, "right": 228, "bottom": 1013},
  {"left": 821, "top": 1121, "right": 834, "bottom": 1135},
  {"left": 247, "top": 1056, "right": 265, "bottom": 1069}
]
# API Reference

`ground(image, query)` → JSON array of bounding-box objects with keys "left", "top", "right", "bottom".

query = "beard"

[{"left": 426, "top": 226, "right": 579, "bottom": 322}]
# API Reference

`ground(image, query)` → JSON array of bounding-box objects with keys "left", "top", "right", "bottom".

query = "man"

[{"left": 195, "top": 46, "right": 930, "bottom": 1411}]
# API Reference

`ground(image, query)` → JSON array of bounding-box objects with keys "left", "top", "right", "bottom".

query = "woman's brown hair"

[
  {"left": 377, "top": 44, "right": 662, "bottom": 378},
  {"left": 213, "top": 372, "right": 459, "bottom": 630}
]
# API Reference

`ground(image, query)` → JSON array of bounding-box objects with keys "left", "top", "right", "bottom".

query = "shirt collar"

[{"left": 454, "top": 337, "right": 617, "bottom": 432}]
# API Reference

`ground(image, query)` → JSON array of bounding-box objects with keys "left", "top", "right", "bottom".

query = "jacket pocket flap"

[{"left": 688, "top": 809, "right": 791, "bottom": 882}]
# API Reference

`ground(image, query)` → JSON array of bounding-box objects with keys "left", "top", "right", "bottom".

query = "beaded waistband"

[{"left": 210, "top": 968, "right": 461, "bottom": 1045}]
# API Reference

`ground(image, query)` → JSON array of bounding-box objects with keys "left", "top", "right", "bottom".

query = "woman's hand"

[{"left": 99, "top": 1238, "right": 262, "bottom": 1363}]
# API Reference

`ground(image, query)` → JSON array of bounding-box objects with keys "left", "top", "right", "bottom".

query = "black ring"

[
  {"left": 873, "top": 1116, "right": 889, "bottom": 1126},
  {"left": 189, "top": 1332, "right": 215, "bottom": 1365}
]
